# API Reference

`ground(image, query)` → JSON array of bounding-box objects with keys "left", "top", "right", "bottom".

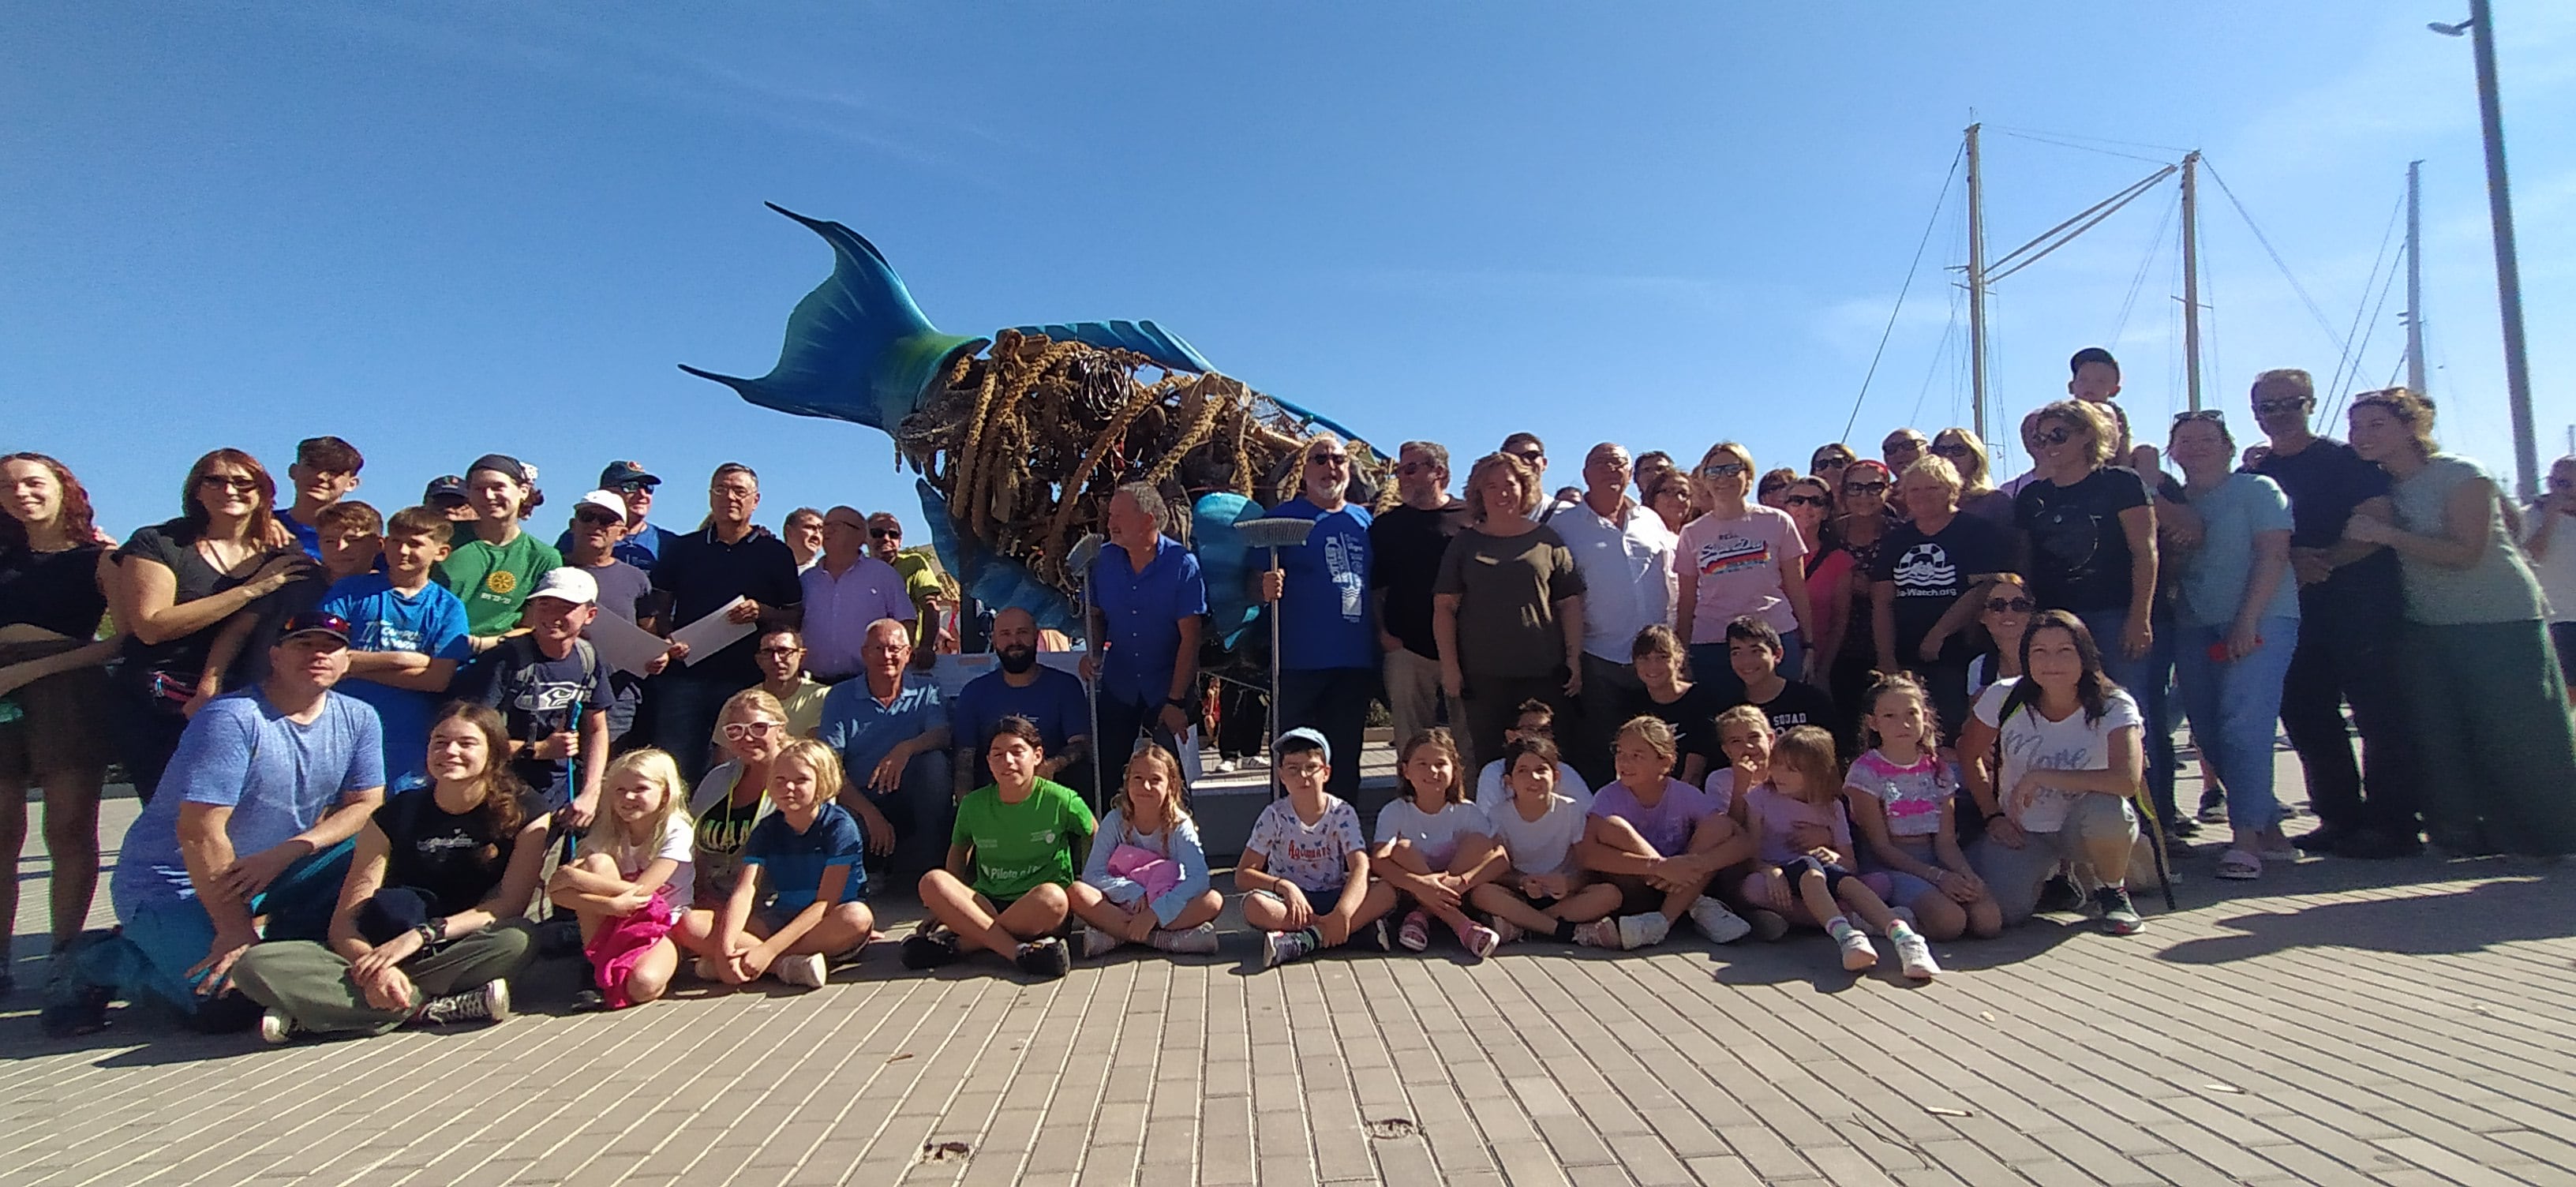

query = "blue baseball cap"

[{"left": 1275, "top": 727, "right": 1330, "bottom": 766}]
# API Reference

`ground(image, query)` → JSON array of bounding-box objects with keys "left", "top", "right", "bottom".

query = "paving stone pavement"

[{"left": 4, "top": 754, "right": 2573, "bottom": 1187}]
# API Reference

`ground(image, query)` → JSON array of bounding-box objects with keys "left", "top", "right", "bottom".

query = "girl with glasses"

[{"left": 685, "top": 688, "right": 788, "bottom": 906}]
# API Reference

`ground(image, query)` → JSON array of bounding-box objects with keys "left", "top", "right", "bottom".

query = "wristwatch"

[{"left": 415, "top": 921, "right": 443, "bottom": 947}]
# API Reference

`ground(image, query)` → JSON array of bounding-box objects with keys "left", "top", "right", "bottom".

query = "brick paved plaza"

[{"left": 6, "top": 755, "right": 2573, "bottom": 1187}]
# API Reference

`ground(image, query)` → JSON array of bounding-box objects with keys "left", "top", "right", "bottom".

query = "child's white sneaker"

[
  {"left": 1687, "top": 897, "right": 1752, "bottom": 943},
  {"left": 1077, "top": 926, "right": 1124, "bottom": 960},
  {"left": 1890, "top": 926, "right": 1941, "bottom": 980},
  {"left": 1616, "top": 912, "right": 1671, "bottom": 950},
  {"left": 773, "top": 953, "right": 827, "bottom": 989},
  {"left": 1264, "top": 929, "right": 1318, "bottom": 968},
  {"left": 1148, "top": 923, "right": 1220, "bottom": 955},
  {"left": 1829, "top": 919, "right": 1879, "bottom": 972}
]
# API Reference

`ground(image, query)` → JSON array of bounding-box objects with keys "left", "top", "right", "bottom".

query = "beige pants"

[{"left": 1382, "top": 648, "right": 1453, "bottom": 760}]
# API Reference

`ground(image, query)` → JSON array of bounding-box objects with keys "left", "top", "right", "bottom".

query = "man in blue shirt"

[
  {"left": 319, "top": 504, "right": 474, "bottom": 788},
  {"left": 1256, "top": 432, "right": 1377, "bottom": 800},
  {"left": 1084, "top": 484, "right": 1208, "bottom": 777},
  {"left": 47, "top": 612, "right": 387, "bottom": 1036},
  {"left": 954, "top": 607, "right": 1092, "bottom": 794},
  {"left": 817, "top": 619, "right": 953, "bottom": 889}
]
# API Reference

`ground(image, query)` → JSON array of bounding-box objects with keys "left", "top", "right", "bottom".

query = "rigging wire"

[
  {"left": 2111, "top": 188, "right": 2179, "bottom": 345},
  {"left": 1913, "top": 282, "right": 1963, "bottom": 429},
  {"left": 1994, "top": 129, "right": 2175, "bottom": 167},
  {"left": 1986, "top": 165, "right": 2177, "bottom": 281},
  {"left": 1986, "top": 124, "right": 2196, "bottom": 155},
  {"left": 2200, "top": 158, "right": 2349, "bottom": 354},
  {"left": 2323, "top": 190, "right": 2407, "bottom": 411},
  {"left": 1844, "top": 144, "right": 1966, "bottom": 440},
  {"left": 2324, "top": 239, "right": 2407, "bottom": 427}
]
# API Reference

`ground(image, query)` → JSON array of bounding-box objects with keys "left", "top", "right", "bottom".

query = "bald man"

[
  {"left": 953, "top": 607, "right": 1095, "bottom": 795},
  {"left": 815, "top": 619, "right": 954, "bottom": 889}
]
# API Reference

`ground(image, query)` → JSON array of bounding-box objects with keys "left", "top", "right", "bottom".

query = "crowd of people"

[{"left": 6, "top": 344, "right": 2575, "bottom": 1043}]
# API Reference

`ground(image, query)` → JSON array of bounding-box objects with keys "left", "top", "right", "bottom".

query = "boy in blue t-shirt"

[
  {"left": 690, "top": 740, "right": 874, "bottom": 990},
  {"left": 318, "top": 505, "right": 474, "bottom": 788}
]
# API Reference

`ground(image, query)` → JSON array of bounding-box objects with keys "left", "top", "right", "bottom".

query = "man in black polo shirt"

[
  {"left": 2248, "top": 369, "right": 2417, "bottom": 858},
  {"left": 647, "top": 462, "right": 803, "bottom": 783}
]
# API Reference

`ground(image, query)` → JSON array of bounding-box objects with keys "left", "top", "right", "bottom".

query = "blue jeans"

[
  {"left": 77, "top": 838, "right": 354, "bottom": 1016},
  {"left": 1689, "top": 629, "right": 1806, "bottom": 704},
  {"left": 2076, "top": 608, "right": 2174, "bottom": 824},
  {"left": 2173, "top": 616, "right": 2298, "bottom": 833},
  {"left": 860, "top": 747, "right": 955, "bottom": 889}
]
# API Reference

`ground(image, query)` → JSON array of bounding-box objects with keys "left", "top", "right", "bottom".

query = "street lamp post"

[{"left": 2432, "top": 0, "right": 2539, "bottom": 500}]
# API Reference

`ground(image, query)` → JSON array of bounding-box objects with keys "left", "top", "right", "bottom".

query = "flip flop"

[{"left": 2215, "top": 848, "right": 2262, "bottom": 880}]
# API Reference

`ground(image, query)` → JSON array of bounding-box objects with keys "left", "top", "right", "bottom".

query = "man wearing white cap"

[{"left": 453, "top": 567, "right": 613, "bottom": 829}]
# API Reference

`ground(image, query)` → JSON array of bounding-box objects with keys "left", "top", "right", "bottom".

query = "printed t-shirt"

[
  {"left": 688, "top": 761, "right": 769, "bottom": 899},
  {"left": 1972, "top": 680, "right": 2144, "bottom": 833},
  {"left": 742, "top": 803, "right": 869, "bottom": 911},
  {"left": 1372, "top": 799, "right": 1492, "bottom": 869},
  {"left": 953, "top": 777, "right": 1095, "bottom": 901},
  {"left": 318, "top": 574, "right": 473, "bottom": 789},
  {"left": 1368, "top": 501, "right": 1470, "bottom": 659},
  {"left": 1270, "top": 496, "right": 1376, "bottom": 670},
  {"left": 1872, "top": 513, "right": 2011, "bottom": 664},
  {"left": 1725, "top": 679, "right": 1841, "bottom": 742},
  {"left": 1676, "top": 506, "right": 1807, "bottom": 642},
  {"left": 374, "top": 786, "right": 519, "bottom": 916},
  {"left": 578, "top": 811, "right": 696, "bottom": 911},
  {"left": 1487, "top": 791, "right": 1586, "bottom": 876},
  {"left": 452, "top": 635, "right": 612, "bottom": 807},
  {"left": 1588, "top": 777, "right": 1721, "bottom": 857},
  {"left": 112, "top": 689, "right": 385, "bottom": 916},
  {"left": 1242, "top": 795, "right": 1367, "bottom": 894},
  {"left": 1844, "top": 748, "right": 1954, "bottom": 839},
  {"left": 435, "top": 531, "right": 563, "bottom": 637},
  {"left": 2015, "top": 467, "right": 2151, "bottom": 614}
]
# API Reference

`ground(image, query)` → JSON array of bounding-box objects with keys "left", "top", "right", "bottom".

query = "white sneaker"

[
  {"left": 1615, "top": 912, "right": 1671, "bottom": 950},
  {"left": 773, "top": 953, "right": 828, "bottom": 989},
  {"left": 1078, "top": 925, "right": 1124, "bottom": 960},
  {"left": 1687, "top": 897, "right": 1752, "bottom": 944},
  {"left": 1240, "top": 754, "right": 1268, "bottom": 770},
  {"left": 258, "top": 1008, "right": 298, "bottom": 1046},
  {"left": 1891, "top": 927, "right": 1941, "bottom": 980},
  {"left": 1148, "top": 923, "right": 1221, "bottom": 955},
  {"left": 1831, "top": 922, "right": 1879, "bottom": 972},
  {"left": 1214, "top": 758, "right": 1238, "bottom": 774}
]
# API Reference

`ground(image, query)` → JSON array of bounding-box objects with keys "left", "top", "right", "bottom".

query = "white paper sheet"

[
  {"left": 668, "top": 597, "right": 756, "bottom": 667},
  {"left": 585, "top": 611, "right": 674, "bottom": 677}
]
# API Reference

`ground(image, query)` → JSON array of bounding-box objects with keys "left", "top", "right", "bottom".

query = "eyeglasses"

[
  {"left": 870, "top": 526, "right": 902, "bottom": 540},
  {"left": 1984, "top": 596, "right": 2038, "bottom": 615},
  {"left": 2035, "top": 427, "right": 2077, "bottom": 447},
  {"left": 2252, "top": 399, "right": 2310, "bottom": 416},
  {"left": 1782, "top": 494, "right": 1829, "bottom": 507},
  {"left": 613, "top": 481, "right": 657, "bottom": 495},
  {"left": 573, "top": 511, "right": 622, "bottom": 526},
  {"left": 1844, "top": 480, "right": 1889, "bottom": 495},
  {"left": 755, "top": 646, "right": 804, "bottom": 658},
  {"left": 197, "top": 474, "right": 258, "bottom": 492},
  {"left": 1306, "top": 452, "right": 1350, "bottom": 466},
  {"left": 1698, "top": 462, "right": 1748, "bottom": 479},
  {"left": 1396, "top": 460, "right": 1437, "bottom": 477},
  {"left": 721, "top": 721, "right": 784, "bottom": 740}
]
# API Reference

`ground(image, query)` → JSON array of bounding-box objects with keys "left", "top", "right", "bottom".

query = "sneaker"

[
  {"left": 1214, "top": 758, "right": 1238, "bottom": 774},
  {"left": 1571, "top": 919, "right": 1620, "bottom": 949},
  {"left": 258, "top": 1008, "right": 300, "bottom": 1046},
  {"left": 1361, "top": 919, "right": 1395, "bottom": 953},
  {"left": 412, "top": 979, "right": 510, "bottom": 1027},
  {"left": 2034, "top": 873, "right": 2085, "bottom": 914},
  {"left": 1890, "top": 927, "right": 1941, "bottom": 980},
  {"left": 1744, "top": 908, "right": 1791, "bottom": 942},
  {"left": 1396, "top": 910, "right": 1431, "bottom": 952},
  {"left": 1457, "top": 923, "right": 1501, "bottom": 960},
  {"left": 2094, "top": 885, "right": 2144, "bottom": 935},
  {"left": 1148, "top": 923, "right": 1221, "bottom": 955},
  {"left": 691, "top": 956, "right": 724, "bottom": 981},
  {"left": 1488, "top": 919, "right": 1526, "bottom": 947},
  {"left": 900, "top": 927, "right": 964, "bottom": 970},
  {"left": 1687, "top": 897, "right": 1752, "bottom": 944},
  {"left": 2196, "top": 799, "right": 2229, "bottom": 824},
  {"left": 1263, "top": 929, "right": 1318, "bottom": 968},
  {"left": 1614, "top": 912, "right": 1671, "bottom": 950},
  {"left": 1077, "top": 925, "right": 1124, "bottom": 960},
  {"left": 569, "top": 988, "right": 608, "bottom": 1013},
  {"left": 1240, "top": 754, "right": 1267, "bottom": 769},
  {"left": 1013, "top": 938, "right": 1073, "bottom": 980},
  {"left": 773, "top": 953, "right": 828, "bottom": 989},
  {"left": 1829, "top": 921, "right": 1879, "bottom": 972},
  {"left": 2166, "top": 817, "right": 2200, "bottom": 839}
]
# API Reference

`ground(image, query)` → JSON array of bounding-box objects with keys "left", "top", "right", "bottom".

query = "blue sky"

[{"left": 7, "top": 2, "right": 2571, "bottom": 538}]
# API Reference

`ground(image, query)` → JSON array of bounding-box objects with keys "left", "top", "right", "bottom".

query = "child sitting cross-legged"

[
  {"left": 1466, "top": 735, "right": 1623, "bottom": 946},
  {"left": 905, "top": 717, "right": 1095, "bottom": 979},
  {"left": 547, "top": 747, "right": 695, "bottom": 1010},
  {"left": 1739, "top": 725, "right": 1939, "bottom": 979},
  {"left": 1239, "top": 728, "right": 1398, "bottom": 968},
  {"left": 1574, "top": 717, "right": 1757, "bottom": 949},
  {"left": 687, "top": 740, "right": 874, "bottom": 990},
  {"left": 1845, "top": 672, "right": 2002, "bottom": 943},
  {"left": 1372, "top": 729, "right": 1505, "bottom": 960},
  {"left": 1069, "top": 745, "right": 1223, "bottom": 958}
]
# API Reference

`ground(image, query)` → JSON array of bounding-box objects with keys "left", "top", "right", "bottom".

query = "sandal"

[
  {"left": 1397, "top": 910, "right": 1431, "bottom": 952},
  {"left": 2215, "top": 848, "right": 2262, "bottom": 880}
]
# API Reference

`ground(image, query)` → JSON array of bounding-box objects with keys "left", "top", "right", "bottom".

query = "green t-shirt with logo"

[
  {"left": 434, "top": 530, "right": 564, "bottom": 636},
  {"left": 951, "top": 777, "right": 1095, "bottom": 901}
]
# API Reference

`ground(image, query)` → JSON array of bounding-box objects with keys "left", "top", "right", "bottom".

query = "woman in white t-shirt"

[
  {"left": 1372, "top": 730, "right": 1503, "bottom": 959},
  {"left": 1965, "top": 612, "right": 2147, "bottom": 934},
  {"left": 548, "top": 748, "right": 696, "bottom": 1009},
  {"left": 1467, "top": 735, "right": 1622, "bottom": 946}
]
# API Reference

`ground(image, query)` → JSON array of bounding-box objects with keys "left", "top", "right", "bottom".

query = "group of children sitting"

[{"left": 535, "top": 666, "right": 2006, "bottom": 1014}]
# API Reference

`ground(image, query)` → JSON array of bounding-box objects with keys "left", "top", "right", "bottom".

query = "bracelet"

[{"left": 1983, "top": 811, "right": 2006, "bottom": 822}]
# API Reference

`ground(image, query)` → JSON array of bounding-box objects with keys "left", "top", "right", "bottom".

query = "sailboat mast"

[
  {"left": 2406, "top": 159, "right": 2428, "bottom": 398},
  {"left": 2179, "top": 150, "right": 2203, "bottom": 411},
  {"left": 1964, "top": 122, "right": 1989, "bottom": 440}
]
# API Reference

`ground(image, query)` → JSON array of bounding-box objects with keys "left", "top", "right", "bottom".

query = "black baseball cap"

[
  {"left": 599, "top": 460, "right": 660, "bottom": 488},
  {"left": 280, "top": 611, "right": 353, "bottom": 645},
  {"left": 423, "top": 474, "right": 466, "bottom": 503}
]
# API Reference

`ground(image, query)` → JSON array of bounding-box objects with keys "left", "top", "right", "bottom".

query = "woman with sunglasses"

[
  {"left": 110, "top": 449, "right": 319, "bottom": 802},
  {"left": 1809, "top": 444, "right": 1857, "bottom": 511},
  {"left": 1819, "top": 460, "right": 1897, "bottom": 718},
  {"left": 2165, "top": 412, "right": 2300, "bottom": 879},
  {"left": 2343, "top": 390, "right": 2576, "bottom": 859},
  {"left": 1930, "top": 428, "right": 2016, "bottom": 529},
  {"left": 2526, "top": 455, "right": 2576, "bottom": 706},
  {"left": 1675, "top": 443, "right": 1814, "bottom": 701}
]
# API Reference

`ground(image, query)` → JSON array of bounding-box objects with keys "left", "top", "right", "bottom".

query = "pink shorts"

[{"left": 584, "top": 887, "right": 680, "bottom": 1009}]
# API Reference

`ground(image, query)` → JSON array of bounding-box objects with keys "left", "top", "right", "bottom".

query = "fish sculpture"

[{"left": 683, "top": 204, "right": 1390, "bottom": 649}]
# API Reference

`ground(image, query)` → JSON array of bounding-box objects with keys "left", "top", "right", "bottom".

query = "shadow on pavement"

[{"left": 2156, "top": 872, "right": 2574, "bottom": 964}]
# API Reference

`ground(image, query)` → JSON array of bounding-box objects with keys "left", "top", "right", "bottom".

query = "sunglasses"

[
  {"left": 2252, "top": 399, "right": 2310, "bottom": 416},
  {"left": 1844, "top": 480, "right": 1889, "bottom": 495},
  {"left": 721, "top": 721, "right": 784, "bottom": 740},
  {"left": 1884, "top": 439, "right": 1925, "bottom": 453},
  {"left": 2035, "top": 427, "right": 2078, "bottom": 447},
  {"left": 870, "top": 526, "right": 902, "bottom": 540},
  {"left": 573, "top": 510, "right": 622, "bottom": 526},
  {"left": 1812, "top": 456, "right": 1850, "bottom": 470},
  {"left": 1698, "top": 462, "right": 1749, "bottom": 479},
  {"left": 1307, "top": 452, "right": 1350, "bottom": 466},
  {"left": 1930, "top": 443, "right": 1973, "bottom": 458},
  {"left": 1511, "top": 451, "right": 1544, "bottom": 465},
  {"left": 613, "top": 481, "right": 657, "bottom": 495},
  {"left": 2173, "top": 409, "right": 2226, "bottom": 425},
  {"left": 197, "top": 474, "right": 258, "bottom": 492},
  {"left": 1783, "top": 494, "right": 1829, "bottom": 507},
  {"left": 1396, "top": 460, "right": 1439, "bottom": 477},
  {"left": 1985, "top": 596, "right": 2038, "bottom": 615}
]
